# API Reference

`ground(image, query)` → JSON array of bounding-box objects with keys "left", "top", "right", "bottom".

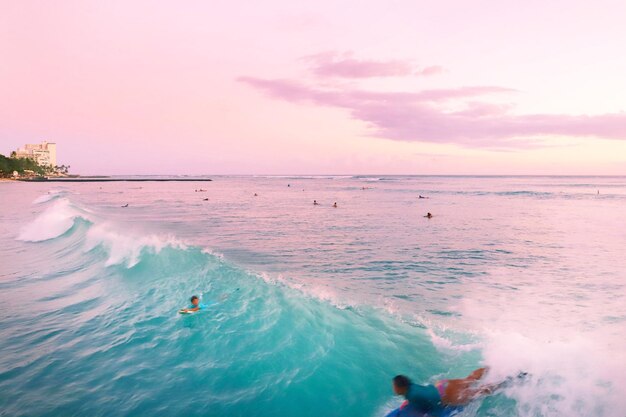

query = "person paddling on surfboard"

[
  {"left": 179, "top": 295, "right": 208, "bottom": 314},
  {"left": 388, "top": 368, "right": 522, "bottom": 417}
]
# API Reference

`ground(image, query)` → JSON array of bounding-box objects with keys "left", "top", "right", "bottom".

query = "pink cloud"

[
  {"left": 302, "top": 52, "right": 435, "bottom": 78},
  {"left": 415, "top": 65, "right": 445, "bottom": 76},
  {"left": 239, "top": 77, "right": 626, "bottom": 147},
  {"left": 302, "top": 52, "right": 445, "bottom": 78},
  {"left": 238, "top": 77, "right": 513, "bottom": 105}
]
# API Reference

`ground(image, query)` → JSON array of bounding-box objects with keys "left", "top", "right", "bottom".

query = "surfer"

[
  {"left": 179, "top": 295, "right": 208, "bottom": 313},
  {"left": 333, "top": 202, "right": 338, "bottom": 208},
  {"left": 424, "top": 212, "right": 432, "bottom": 218},
  {"left": 313, "top": 200, "right": 319, "bottom": 205},
  {"left": 389, "top": 368, "right": 523, "bottom": 416},
  {"left": 121, "top": 203, "right": 129, "bottom": 208}
]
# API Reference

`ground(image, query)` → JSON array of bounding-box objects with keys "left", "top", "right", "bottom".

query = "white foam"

[
  {"left": 32, "top": 189, "right": 66, "bottom": 204},
  {"left": 201, "top": 247, "right": 224, "bottom": 259},
  {"left": 20, "top": 197, "right": 205, "bottom": 268},
  {"left": 32, "top": 194, "right": 56, "bottom": 204},
  {"left": 301, "top": 283, "right": 352, "bottom": 309},
  {"left": 84, "top": 223, "right": 187, "bottom": 267},
  {"left": 427, "top": 328, "right": 481, "bottom": 353},
  {"left": 458, "top": 288, "right": 626, "bottom": 417},
  {"left": 252, "top": 272, "right": 355, "bottom": 310},
  {"left": 18, "top": 198, "right": 86, "bottom": 242},
  {"left": 482, "top": 331, "right": 626, "bottom": 417}
]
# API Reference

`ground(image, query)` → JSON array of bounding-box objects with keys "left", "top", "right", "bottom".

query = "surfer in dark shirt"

[{"left": 388, "top": 368, "right": 523, "bottom": 416}]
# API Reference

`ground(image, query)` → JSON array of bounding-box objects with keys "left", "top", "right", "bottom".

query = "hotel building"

[{"left": 14, "top": 141, "right": 57, "bottom": 167}]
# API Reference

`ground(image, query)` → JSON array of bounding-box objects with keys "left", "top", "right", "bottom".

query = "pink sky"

[{"left": 1, "top": 0, "right": 626, "bottom": 175}]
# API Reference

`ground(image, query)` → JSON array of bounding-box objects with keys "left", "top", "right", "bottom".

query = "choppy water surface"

[{"left": 1, "top": 176, "right": 625, "bottom": 417}]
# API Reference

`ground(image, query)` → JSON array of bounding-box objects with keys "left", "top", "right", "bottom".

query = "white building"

[{"left": 14, "top": 141, "right": 57, "bottom": 167}]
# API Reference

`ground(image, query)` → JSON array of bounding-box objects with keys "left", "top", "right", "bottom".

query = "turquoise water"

[{"left": 1, "top": 176, "right": 625, "bottom": 417}]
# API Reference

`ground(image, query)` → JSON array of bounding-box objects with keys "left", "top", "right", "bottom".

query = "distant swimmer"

[
  {"left": 386, "top": 368, "right": 525, "bottom": 417},
  {"left": 424, "top": 212, "right": 432, "bottom": 218},
  {"left": 254, "top": 193, "right": 258, "bottom": 196},
  {"left": 333, "top": 202, "right": 338, "bottom": 208},
  {"left": 419, "top": 195, "right": 428, "bottom": 199},
  {"left": 121, "top": 203, "right": 129, "bottom": 208},
  {"left": 288, "top": 184, "right": 291, "bottom": 187},
  {"left": 313, "top": 200, "right": 320, "bottom": 205},
  {"left": 179, "top": 295, "right": 209, "bottom": 314},
  {"left": 203, "top": 198, "right": 209, "bottom": 201}
]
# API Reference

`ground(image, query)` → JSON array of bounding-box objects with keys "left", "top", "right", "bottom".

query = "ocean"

[{"left": 1, "top": 176, "right": 624, "bottom": 417}]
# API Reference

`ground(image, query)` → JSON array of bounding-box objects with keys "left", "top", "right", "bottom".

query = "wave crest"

[
  {"left": 84, "top": 224, "right": 187, "bottom": 267},
  {"left": 18, "top": 198, "right": 88, "bottom": 242}
]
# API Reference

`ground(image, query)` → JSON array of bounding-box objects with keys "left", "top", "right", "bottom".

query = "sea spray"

[{"left": 17, "top": 198, "right": 87, "bottom": 242}]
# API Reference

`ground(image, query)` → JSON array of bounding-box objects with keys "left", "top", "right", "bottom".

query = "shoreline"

[{"left": 11, "top": 177, "right": 213, "bottom": 183}]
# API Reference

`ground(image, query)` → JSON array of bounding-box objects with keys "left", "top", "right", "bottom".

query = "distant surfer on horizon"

[
  {"left": 425, "top": 212, "right": 432, "bottom": 218},
  {"left": 121, "top": 203, "right": 129, "bottom": 208},
  {"left": 387, "top": 368, "right": 525, "bottom": 417},
  {"left": 333, "top": 202, "right": 338, "bottom": 208},
  {"left": 313, "top": 200, "right": 319, "bottom": 205}
]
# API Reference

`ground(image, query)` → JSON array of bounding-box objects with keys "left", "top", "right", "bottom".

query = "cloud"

[
  {"left": 239, "top": 77, "right": 626, "bottom": 148},
  {"left": 302, "top": 52, "right": 441, "bottom": 79},
  {"left": 238, "top": 76, "right": 513, "bottom": 105},
  {"left": 415, "top": 65, "right": 445, "bottom": 76}
]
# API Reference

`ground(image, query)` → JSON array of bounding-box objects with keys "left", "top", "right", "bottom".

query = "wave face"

[{"left": 1, "top": 176, "right": 625, "bottom": 417}]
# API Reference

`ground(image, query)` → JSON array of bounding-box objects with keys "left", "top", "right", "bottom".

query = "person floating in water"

[
  {"left": 333, "top": 202, "right": 338, "bottom": 208},
  {"left": 388, "top": 368, "right": 512, "bottom": 417},
  {"left": 419, "top": 195, "right": 428, "bottom": 199},
  {"left": 121, "top": 203, "right": 129, "bottom": 208},
  {"left": 179, "top": 295, "right": 208, "bottom": 314},
  {"left": 425, "top": 212, "right": 432, "bottom": 218},
  {"left": 313, "top": 200, "right": 319, "bottom": 205},
  {"left": 254, "top": 193, "right": 258, "bottom": 196}
]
